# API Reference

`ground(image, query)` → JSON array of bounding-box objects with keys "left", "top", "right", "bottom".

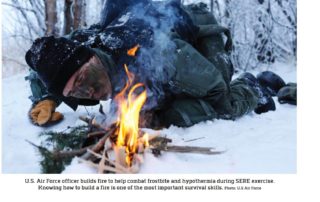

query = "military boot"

[
  {"left": 239, "top": 72, "right": 276, "bottom": 114},
  {"left": 257, "top": 71, "right": 286, "bottom": 96}
]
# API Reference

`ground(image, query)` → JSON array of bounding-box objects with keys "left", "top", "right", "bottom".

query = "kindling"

[{"left": 38, "top": 185, "right": 62, "bottom": 191}]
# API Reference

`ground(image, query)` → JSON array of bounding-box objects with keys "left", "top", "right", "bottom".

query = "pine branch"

[{"left": 27, "top": 139, "right": 92, "bottom": 159}]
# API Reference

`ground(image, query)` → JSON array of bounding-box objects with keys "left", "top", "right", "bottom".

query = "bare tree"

[
  {"left": 73, "top": 0, "right": 87, "bottom": 29},
  {"left": 213, "top": 0, "right": 297, "bottom": 71},
  {"left": 63, "top": 0, "right": 73, "bottom": 35},
  {"left": 63, "top": 0, "right": 87, "bottom": 35},
  {"left": 29, "top": 0, "right": 46, "bottom": 34},
  {"left": 2, "top": 0, "right": 296, "bottom": 77},
  {"left": 44, "top": 0, "right": 58, "bottom": 36},
  {"left": 4, "top": 0, "right": 45, "bottom": 40},
  {"left": 2, "top": 0, "right": 100, "bottom": 76}
]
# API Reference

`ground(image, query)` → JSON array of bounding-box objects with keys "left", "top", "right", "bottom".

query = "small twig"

[
  {"left": 2, "top": 55, "right": 26, "bottom": 67},
  {"left": 81, "top": 125, "right": 117, "bottom": 160},
  {"left": 104, "top": 157, "right": 130, "bottom": 173},
  {"left": 81, "top": 134, "right": 109, "bottom": 160},
  {"left": 26, "top": 139, "right": 46, "bottom": 151},
  {"left": 164, "top": 145, "right": 224, "bottom": 155},
  {"left": 149, "top": 136, "right": 172, "bottom": 145},
  {"left": 79, "top": 116, "right": 102, "bottom": 129},
  {"left": 84, "top": 106, "right": 90, "bottom": 116},
  {"left": 184, "top": 137, "right": 205, "bottom": 143},
  {"left": 98, "top": 150, "right": 107, "bottom": 174},
  {"left": 59, "top": 126, "right": 72, "bottom": 133},
  {"left": 79, "top": 115, "right": 116, "bottom": 132},
  {"left": 2, "top": 2, "right": 36, "bottom": 13},
  {"left": 87, "top": 149, "right": 103, "bottom": 158},
  {"left": 78, "top": 158, "right": 125, "bottom": 174},
  {"left": 87, "top": 149, "right": 129, "bottom": 173},
  {"left": 87, "top": 131, "right": 106, "bottom": 138},
  {"left": 51, "top": 146, "right": 93, "bottom": 159},
  {"left": 103, "top": 165, "right": 127, "bottom": 174},
  {"left": 92, "top": 128, "right": 116, "bottom": 152}
]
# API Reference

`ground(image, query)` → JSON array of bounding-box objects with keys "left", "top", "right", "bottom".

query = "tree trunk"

[
  {"left": 44, "top": 0, "right": 58, "bottom": 36},
  {"left": 63, "top": 0, "right": 73, "bottom": 35},
  {"left": 73, "top": 0, "right": 86, "bottom": 29},
  {"left": 82, "top": 0, "right": 87, "bottom": 27},
  {"left": 63, "top": 0, "right": 86, "bottom": 35}
]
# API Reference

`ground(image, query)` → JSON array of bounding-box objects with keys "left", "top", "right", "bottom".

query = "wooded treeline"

[
  {"left": 184, "top": 0, "right": 297, "bottom": 70},
  {"left": 2, "top": 0, "right": 104, "bottom": 76},
  {"left": 2, "top": 0, "right": 296, "bottom": 76},
  {"left": 3, "top": 0, "right": 92, "bottom": 38}
]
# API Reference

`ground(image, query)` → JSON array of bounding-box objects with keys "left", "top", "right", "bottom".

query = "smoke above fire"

[
  {"left": 132, "top": 2, "right": 179, "bottom": 109},
  {"left": 99, "top": 0, "right": 195, "bottom": 111}
]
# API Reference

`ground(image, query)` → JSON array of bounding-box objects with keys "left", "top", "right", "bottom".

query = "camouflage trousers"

[{"left": 160, "top": 78, "right": 258, "bottom": 127}]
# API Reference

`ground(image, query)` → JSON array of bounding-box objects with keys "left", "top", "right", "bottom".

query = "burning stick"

[
  {"left": 114, "top": 146, "right": 127, "bottom": 169},
  {"left": 114, "top": 145, "right": 143, "bottom": 173}
]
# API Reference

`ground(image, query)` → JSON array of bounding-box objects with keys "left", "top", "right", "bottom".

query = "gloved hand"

[
  {"left": 277, "top": 83, "right": 297, "bottom": 105},
  {"left": 29, "top": 99, "right": 63, "bottom": 126}
]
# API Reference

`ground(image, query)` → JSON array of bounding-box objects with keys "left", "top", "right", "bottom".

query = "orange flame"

[
  {"left": 142, "top": 133, "right": 149, "bottom": 148},
  {"left": 127, "top": 44, "right": 140, "bottom": 57},
  {"left": 114, "top": 63, "right": 149, "bottom": 166}
]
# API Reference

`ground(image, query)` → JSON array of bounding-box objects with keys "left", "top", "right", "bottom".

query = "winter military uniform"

[
  {"left": 159, "top": 3, "right": 258, "bottom": 126},
  {"left": 26, "top": 1, "right": 291, "bottom": 128}
]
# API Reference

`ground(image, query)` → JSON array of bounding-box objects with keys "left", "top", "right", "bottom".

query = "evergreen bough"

[{"left": 33, "top": 125, "right": 89, "bottom": 173}]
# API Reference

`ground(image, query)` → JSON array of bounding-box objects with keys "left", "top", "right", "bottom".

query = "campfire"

[
  {"left": 113, "top": 63, "right": 148, "bottom": 168},
  {"left": 79, "top": 45, "right": 154, "bottom": 173},
  {"left": 77, "top": 45, "right": 224, "bottom": 173}
]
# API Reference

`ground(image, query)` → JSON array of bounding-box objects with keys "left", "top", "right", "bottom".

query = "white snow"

[
  {"left": 2, "top": 62, "right": 296, "bottom": 173},
  {"left": 111, "top": 13, "right": 131, "bottom": 27}
]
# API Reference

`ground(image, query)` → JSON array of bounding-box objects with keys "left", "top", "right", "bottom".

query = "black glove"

[{"left": 277, "top": 83, "right": 297, "bottom": 105}]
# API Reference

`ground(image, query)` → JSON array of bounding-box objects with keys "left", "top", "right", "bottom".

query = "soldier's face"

[{"left": 63, "top": 56, "right": 112, "bottom": 100}]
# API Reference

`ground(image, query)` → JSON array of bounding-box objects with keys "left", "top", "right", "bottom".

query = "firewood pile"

[{"left": 73, "top": 116, "right": 224, "bottom": 174}]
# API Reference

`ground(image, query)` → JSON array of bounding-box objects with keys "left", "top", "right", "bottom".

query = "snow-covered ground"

[{"left": 2, "top": 62, "right": 296, "bottom": 174}]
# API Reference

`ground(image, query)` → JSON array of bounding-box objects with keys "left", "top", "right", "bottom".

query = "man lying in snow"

[{"left": 25, "top": 0, "right": 296, "bottom": 128}]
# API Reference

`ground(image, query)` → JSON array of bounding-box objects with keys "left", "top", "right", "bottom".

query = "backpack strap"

[
  {"left": 197, "top": 99, "right": 214, "bottom": 116},
  {"left": 197, "top": 24, "right": 233, "bottom": 52},
  {"left": 175, "top": 108, "right": 193, "bottom": 126}
]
